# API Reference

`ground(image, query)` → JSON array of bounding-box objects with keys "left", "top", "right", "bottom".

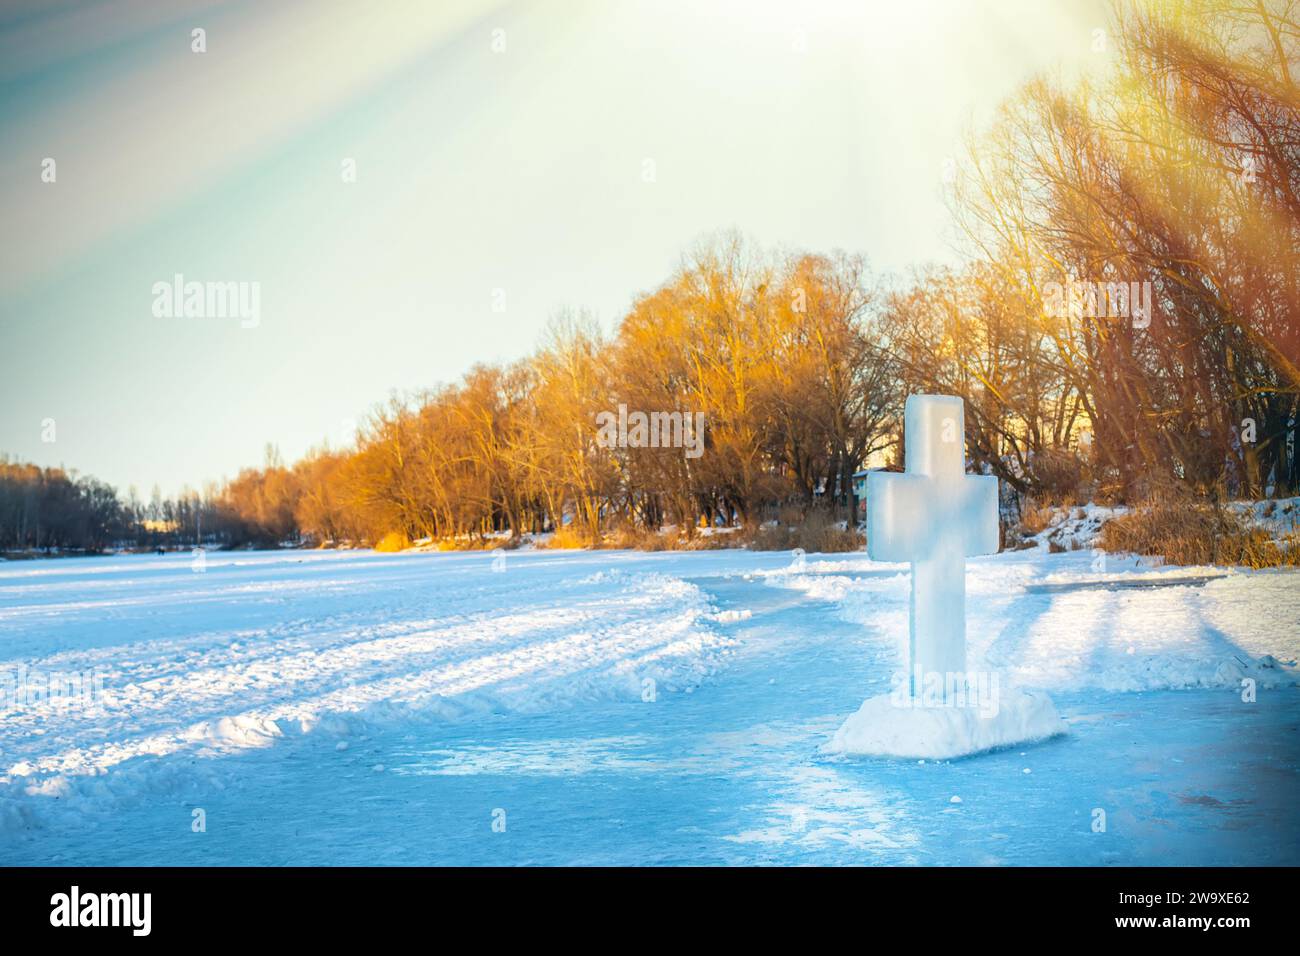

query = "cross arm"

[
  {"left": 867, "top": 470, "right": 1001, "bottom": 561},
  {"left": 866, "top": 470, "right": 931, "bottom": 562},
  {"left": 959, "top": 473, "right": 1000, "bottom": 557}
]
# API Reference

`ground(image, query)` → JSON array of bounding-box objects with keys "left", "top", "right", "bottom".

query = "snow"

[
  {"left": 1025, "top": 502, "right": 1126, "bottom": 551},
  {"left": 1, "top": 544, "right": 1297, "bottom": 864},
  {"left": 1234, "top": 496, "right": 1300, "bottom": 535},
  {"left": 1021, "top": 496, "right": 1300, "bottom": 554},
  {"left": 0, "top": 556, "right": 734, "bottom": 786}
]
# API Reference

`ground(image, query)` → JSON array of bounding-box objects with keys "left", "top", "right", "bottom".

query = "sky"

[{"left": 0, "top": 0, "right": 1110, "bottom": 497}]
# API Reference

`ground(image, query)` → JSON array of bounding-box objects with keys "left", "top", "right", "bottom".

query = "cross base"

[{"left": 824, "top": 687, "right": 1063, "bottom": 760}]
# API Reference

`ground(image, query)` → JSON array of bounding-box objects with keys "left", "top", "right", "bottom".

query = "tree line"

[
  {"left": 0, "top": 455, "right": 274, "bottom": 553},
  {"left": 2, "top": 0, "right": 1295, "bottom": 555}
]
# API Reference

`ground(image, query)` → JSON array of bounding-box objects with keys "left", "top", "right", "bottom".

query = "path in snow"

[{"left": 1, "top": 548, "right": 1296, "bottom": 864}]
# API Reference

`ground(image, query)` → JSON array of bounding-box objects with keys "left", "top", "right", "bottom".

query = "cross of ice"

[{"left": 868, "top": 395, "right": 999, "bottom": 699}]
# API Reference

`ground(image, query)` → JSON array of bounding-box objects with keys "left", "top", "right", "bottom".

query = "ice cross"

[{"left": 867, "top": 395, "right": 999, "bottom": 699}]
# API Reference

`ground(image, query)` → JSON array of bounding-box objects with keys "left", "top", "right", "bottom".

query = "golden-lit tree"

[{"left": 950, "top": 0, "right": 1298, "bottom": 498}]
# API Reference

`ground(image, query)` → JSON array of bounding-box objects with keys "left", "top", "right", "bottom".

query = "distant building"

[{"left": 852, "top": 470, "right": 869, "bottom": 521}]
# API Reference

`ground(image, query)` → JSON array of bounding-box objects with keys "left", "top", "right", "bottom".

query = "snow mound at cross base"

[{"left": 825, "top": 689, "right": 1065, "bottom": 760}]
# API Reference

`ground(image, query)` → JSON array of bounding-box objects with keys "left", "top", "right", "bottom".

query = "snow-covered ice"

[{"left": 0, "top": 545, "right": 1296, "bottom": 865}]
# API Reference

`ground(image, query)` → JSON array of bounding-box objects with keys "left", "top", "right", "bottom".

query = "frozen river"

[{"left": 1, "top": 546, "right": 1296, "bottom": 865}]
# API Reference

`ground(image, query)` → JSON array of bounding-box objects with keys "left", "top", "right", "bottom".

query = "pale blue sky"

[{"left": 0, "top": 0, "right": 1107, "bottom": 496}]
